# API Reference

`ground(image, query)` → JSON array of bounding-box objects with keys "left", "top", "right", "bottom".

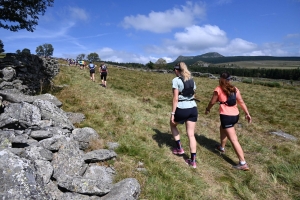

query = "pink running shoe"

[
  {"left": 185, "top": 159, "right": 197, "bottom": 168},
  {"left": 215, "top": 144, "right": 225, "bottom": 154},
  {"left": 172, "top": 148, "right": 184, "bottom": 155},
  {"left": 232, "top": 163, "right": 249, "bottom": 171}
]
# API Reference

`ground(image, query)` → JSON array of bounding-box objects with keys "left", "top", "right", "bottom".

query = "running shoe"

[
  {"left": 215, "top": 144, "right": 225, "bottom": 154},
  {"left": 232, "top": 163, "right": 249, "bottom": 171},
  {"left": 172, "top": 148, "right": 184, "bottom": 155},
  {"left": 185, "top": 159, "right": 197, "bottom": 168}
]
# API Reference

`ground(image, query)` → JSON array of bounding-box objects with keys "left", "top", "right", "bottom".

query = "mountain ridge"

[{"left": 171, "top": 52, "right": 300, "bottom": 65}]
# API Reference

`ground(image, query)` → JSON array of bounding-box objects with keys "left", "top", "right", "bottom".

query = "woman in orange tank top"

[{"left": 205, "top": 72, "right": 252, "bottom": 171}]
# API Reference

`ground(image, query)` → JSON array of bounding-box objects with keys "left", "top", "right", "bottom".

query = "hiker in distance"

[
  {"left": 99, "top": 62, "right": 108, "bottom": 87},
  {"left": 205, "top": 72, "right": 252, "bottom": 171},
  {"left": 170, "top": 62, "right": 198, "bottom": 168},
  {"left": 88, "top": 61, "right": 96, "bottom": 82}
]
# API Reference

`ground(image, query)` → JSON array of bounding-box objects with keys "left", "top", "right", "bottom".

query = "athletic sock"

[
  {"left": 175, "top": 140, "right": 182, "bottom": 149},
  {"left": 240, "top": 161, "right": 246, "bottom": 165},
  {"left": 191, "top": 153, "right": 196, "bottom": 162}
]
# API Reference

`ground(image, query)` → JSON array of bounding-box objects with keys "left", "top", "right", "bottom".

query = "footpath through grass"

[{"left": 52, "top": 63, "right": 300, "bottom": 200}]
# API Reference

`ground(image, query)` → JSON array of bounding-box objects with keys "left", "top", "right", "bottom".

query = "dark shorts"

[
  {"left": 90, "top": 69, "right": 95, "bottom": 74},
  {"left": 101, "top": 72, "right": 107, "bottom": 81},
  {"left": 220, "top": 114, "right": 239, "bottom": 129},
  {"left": 174, "top": 107, "right": 198, "bottom": 124}
]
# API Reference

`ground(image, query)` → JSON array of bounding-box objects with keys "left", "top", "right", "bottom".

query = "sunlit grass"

[{"left": 52, "top": 62, "right": 300, "bottom": 200}]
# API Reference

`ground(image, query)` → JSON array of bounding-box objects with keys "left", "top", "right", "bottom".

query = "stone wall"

[
  {"left": 0, "top": 53, "right": 59, "bottom": 95},
  {"left": 0, "top": 54, "right": 141, "bottom": 199}
]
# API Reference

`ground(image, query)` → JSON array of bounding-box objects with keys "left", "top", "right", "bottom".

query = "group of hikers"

[
  {"left": 87, "top": 61, "right": 108, "bottom": 87},
  {"left": 170, "top": 61, "right": 252, "bottom": 170},
  {"left": 66, "top": 58, "right": 108, "bottom": 87}
]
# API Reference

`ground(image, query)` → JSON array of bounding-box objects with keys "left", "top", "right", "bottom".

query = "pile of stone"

[{"left": 0, "top": 54, "right": 140, "bottom": 199}]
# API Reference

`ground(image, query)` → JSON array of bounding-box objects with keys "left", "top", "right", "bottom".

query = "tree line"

[{"left": 188, "top": 66, "right": 300, "bottom": 81}]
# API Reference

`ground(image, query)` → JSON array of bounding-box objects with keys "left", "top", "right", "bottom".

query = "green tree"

[
  {"left": 43, "top": 43, "right": 54, "bottom": 57},
  {"left": 35, "top": 43, "right": 54, "bottom": 57},
  {"left": 87, "top": 53, "right": 100, "bottom": 62},
  {"left": 146, "top": 61, "right": 154, "bottom": 69},
  {"left": 16, "top": 49, "right": 21, "bottom": 54},
  {"left": 0, "top": 0, "right": 54, "bottom": 32},
  {"left": 21, "top": 48, "right": 31, "bottom": 55},
  {"left": 36, "top": 45, "right": 44, "bottom": 56},
  {"left": 0, "top": 40, "right": 4, "bottom": 53},
  {"left": 76, "top": 54, "right": 85, "bottom": 61}
]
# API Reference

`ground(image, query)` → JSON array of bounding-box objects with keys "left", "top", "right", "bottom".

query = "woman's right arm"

[{"left": 170, "top": 88, "right": 179, "bottom": 124}]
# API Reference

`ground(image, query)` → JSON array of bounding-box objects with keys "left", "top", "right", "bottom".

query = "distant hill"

[
  {"left": 174, "top": 52, "right": 224, "bottom": 63},
  {"left": 171, "top": 52, "right": 300, "bottom": 66}
]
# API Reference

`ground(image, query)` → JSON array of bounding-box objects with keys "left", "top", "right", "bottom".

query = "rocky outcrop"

[
  {"left": 0, "top": 53, "right": 59, "bottom": 95},
  {"left": 0, "top": 55, "right": 141, "bottom": 199},
  {"left": 0, "top": 92, "right": 140, "bottom": 199}
]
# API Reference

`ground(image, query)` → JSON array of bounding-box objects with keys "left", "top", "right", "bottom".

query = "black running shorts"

[
  {"left": 101, "top": 72, "right": 107, "bottom": 81},
  {"left": 220, "top": 114, "right": 239, "bottom": 129},
  {"left": 174, "top": 107, "right": 198, "bottom": 124}
]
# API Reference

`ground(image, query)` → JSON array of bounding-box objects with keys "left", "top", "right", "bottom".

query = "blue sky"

[{"left": 1, "top": 0, "right": 300, "bottom": 64}]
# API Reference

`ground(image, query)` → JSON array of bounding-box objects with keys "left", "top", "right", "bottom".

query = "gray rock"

[
  {"left": 83, "top": 164, "right": 115, "bottom": 185},
  {"left": 45, "top": 180, "right": 64, "bottom": 200},
  {"left": 0, "top": 89, "right": 62, "bottom": 107},
  {"left": 71, "top": 127, "right": 99, "bottom": 150},
  {"left": 101, "top": 178, "right": 140, "bottom": 200},
  {"left": 34, "top": 159, "right": 53, "bottom": 184},
  {"left": 11, "top": 134, "right": 28, "bottom": 143},
  {"left": 33, "top": 99, "right": 74, "bottom": 130},
  {"left": 2, "top": 67, "right": 16, "bottom": 81},
  {"left": 51, "top": 140, "right": 87, "bottom": 179},
  {"left": 20, "top": 146, "right": 53, "bottom": 161},
  {"left": 0, "top": 129, "right": 15, "bottom": 148},
  {"left": 30, "top": 130, "right": 53, "bottom": 140},
  {"left": 57, "top": 175, "right": 111, "bottom": 196},
  {"left": 61, "top": 192, "right": 98, "bottom": 200},
  {"left": 0, "top": 149, "right": 51, "bottom": 200},
  {"left": 0, "top": 102, "right": 42, "bottom": 129},
  {"left": 83, "top": 149, "right": 117, "bottom": 163},
  {"left": 39, "top": 135, "right": 68, "bottom": 151}
]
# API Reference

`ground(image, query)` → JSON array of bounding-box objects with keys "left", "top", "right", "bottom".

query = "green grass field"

[{"left": 52, "top": 61, "right": 300, "bottom": 200}]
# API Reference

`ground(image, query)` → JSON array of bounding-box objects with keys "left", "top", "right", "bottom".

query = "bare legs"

[
  {"left": 220, "top": 126, "right": 245, "bottom": 162},
  {"left": 170, "top": 121, "right": 197, "bottom": 153},
  {"left": 90, "top": 73, "right": 95, "bottom": 82}
]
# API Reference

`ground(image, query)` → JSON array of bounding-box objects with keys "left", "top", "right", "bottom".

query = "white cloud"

[
  {"left": 68, "top": 7, "right": 88, "bottom": 21},
  {"left": 121, "top": 2, "right": 205, "bottom": 33},
  {"left": 173, "top": 25, "right": 228, "bottom": 49},
  {"left": 144, "top": 24, "right": 228, "bottom": 56},
  {"left": 94, "top": 47, "right": 158, "bottom": 64},
  {"left": 216, "top": 0, "right": 233, "bottom": 5},
  {"left": 286, "top": 33, "right": 300, "bottom": 38}
]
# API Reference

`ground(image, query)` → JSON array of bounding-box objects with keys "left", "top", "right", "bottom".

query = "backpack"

[
  {"left": 220, "top": 92, "right": 236, "bottom": 106},
  {"left": 89, "top": 63, "right": 95, "bottom": 69},
  {"left": 179, "top": 77, "right": 194, "bottom": 97},
  {"left": 101, "top": 65, "right": 107, "bottom": 71}
]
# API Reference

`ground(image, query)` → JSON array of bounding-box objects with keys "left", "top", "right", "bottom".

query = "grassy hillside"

[{"left": 51, "top": 62, "right": 300, "bottom": 200}]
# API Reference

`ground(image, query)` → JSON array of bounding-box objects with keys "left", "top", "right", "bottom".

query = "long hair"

[
  {"left": 177, "top": 62, "right": 192, "bottom": 81},
  {"left": 219, "top": 72, "right": 236, "bottom": 95}
]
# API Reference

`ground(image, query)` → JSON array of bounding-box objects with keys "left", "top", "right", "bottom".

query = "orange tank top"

[{"left": 214, "top": 86, "right": 240, "bottom": 116}]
